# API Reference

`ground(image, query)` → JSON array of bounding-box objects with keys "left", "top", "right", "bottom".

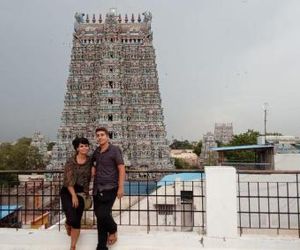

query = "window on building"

[
  {"left": 108, "top": 98, "right": 113, "bottom": 104},
  {"left": 155, "top": 204, "right": 176, "bottom": 215},
  {"left": 180, "top": 191, "right": 193, "bottom": 204},
  {"left": 158, "top": 151, "right": 162, "bottom": 158},
  {"left": 109, "top": 81, "right": 113, "bottom": 88},
  {"left": 108, "top": 114, "right": 113, "bottom": 121},
  {"left": 108, "top": 131, "right": 113, "bottom": 139}
]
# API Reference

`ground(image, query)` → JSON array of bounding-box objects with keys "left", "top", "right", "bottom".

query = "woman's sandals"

[{"left": 107, "top": 232, "right": 117, "bottom": 245}]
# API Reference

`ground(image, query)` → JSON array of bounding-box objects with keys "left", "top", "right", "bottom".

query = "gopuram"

[{"left": 50, "top": 9, "right": 173, "bottom": 175}]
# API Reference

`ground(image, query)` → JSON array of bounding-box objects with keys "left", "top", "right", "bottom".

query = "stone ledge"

[{"left": 0, "top": 228, "right": 299, "bottom": 250}]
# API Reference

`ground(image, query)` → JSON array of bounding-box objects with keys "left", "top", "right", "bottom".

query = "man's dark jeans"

[{"left": 94, "top": 188, "right": 118, "bottom": 250}]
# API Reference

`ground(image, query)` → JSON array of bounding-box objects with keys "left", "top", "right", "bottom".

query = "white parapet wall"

[
  {"left": 205, "top": 166, "right": 238, "bottom": 238},
  {"left": 274, "top": 153, "right": 300, "bottom": 170}
]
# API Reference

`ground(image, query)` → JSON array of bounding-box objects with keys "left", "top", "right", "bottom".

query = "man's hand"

[{"left": 117, "top": 186, "right": 124, "bottom": 199}]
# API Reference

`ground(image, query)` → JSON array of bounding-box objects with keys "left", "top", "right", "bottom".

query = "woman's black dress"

[{"left": 60, "top": 156, "right": 91, "bottom": 229}]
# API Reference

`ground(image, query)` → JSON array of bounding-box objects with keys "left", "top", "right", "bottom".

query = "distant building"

[
  {"left": 200, "top": 132, "right": 218, "bottom": 165},
  {"left": 257, "top": 135, "right": 300, "bottom": 154},
  {"left": 210, "top": 144, "right": 275, "bottom": 170},
  {"left": 115, "top": 173, "right": 204, "bottom": 231},
  {"left": 31, "top": 132, "right": 49, "bottom": 163},
  {"left": 214, "top": 123, "right": 233, "bottom": 145}
]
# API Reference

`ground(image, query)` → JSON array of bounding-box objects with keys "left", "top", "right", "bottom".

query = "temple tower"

[{"left": 51, "top": 9, "right": 173, "bottom": 172}]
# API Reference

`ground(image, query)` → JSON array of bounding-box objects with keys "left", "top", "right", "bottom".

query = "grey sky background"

[{"left": 0, "top": 0, "right": 299, "bottom": 142}]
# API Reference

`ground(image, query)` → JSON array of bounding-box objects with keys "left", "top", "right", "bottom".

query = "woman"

[{"left": 60, "top": 137, "right": 92, "bottom": 250}]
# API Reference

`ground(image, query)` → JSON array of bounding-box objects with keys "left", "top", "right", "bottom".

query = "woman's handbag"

[{"left": 77, "top": 193, "right": 92, "bottom": 210}]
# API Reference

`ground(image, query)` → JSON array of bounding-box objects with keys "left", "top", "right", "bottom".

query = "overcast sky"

[{"left": 0, "top": 0, "right": 299, "bottom": 142}]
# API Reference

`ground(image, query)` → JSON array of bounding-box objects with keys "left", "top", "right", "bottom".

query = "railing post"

[
  {"left": 146, "top": 169, "right": 150, "bottom": 233},
  {"left": 205, "top": 166, "right": 238, "bottom": 238},
  {"left": 296, "top": 174, "right": 300, "bottom": 238}
]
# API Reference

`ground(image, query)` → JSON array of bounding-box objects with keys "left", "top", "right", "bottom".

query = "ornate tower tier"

[{"left": 51, "top": 9, "right": 173, "bottom": 172}]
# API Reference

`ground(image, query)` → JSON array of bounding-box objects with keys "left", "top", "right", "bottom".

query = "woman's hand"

[
  {"left": 72, "top": 194, "right": 79, "bottom": 208},
  {"left": 91, "top": 166, "right": 96, "bottom": 177}
]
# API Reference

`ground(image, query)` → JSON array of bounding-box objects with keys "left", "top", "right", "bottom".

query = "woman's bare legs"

[
  {"left": 65, "top": 223, "right": 71, "bottom": 236},
  {"left": 70, "top": 228, "right": 80, "bottom": 250}
]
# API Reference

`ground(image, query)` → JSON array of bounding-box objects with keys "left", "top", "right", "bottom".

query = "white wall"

[
  {"left": 275, "top": 154, "right": 300, "bottom": 170},
  {"left": 205, "top": 166, "right": 238, "bottom": 238}
]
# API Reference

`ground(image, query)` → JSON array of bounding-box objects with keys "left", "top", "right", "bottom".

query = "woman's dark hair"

[{"left": 72, "top": 137, "right": 90, "bottom": 150}]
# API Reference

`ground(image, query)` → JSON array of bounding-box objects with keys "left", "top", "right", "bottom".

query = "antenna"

[{"left": 263, "top": 102, "right": 269, "bottom": 144}]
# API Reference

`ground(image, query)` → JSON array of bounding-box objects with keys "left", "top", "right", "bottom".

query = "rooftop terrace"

[
  {"left": 1, "top": 227, "right": 300, "bottom": 250},
  {"left": 1, "top": 167, "right": 300, "bottom": 249}
]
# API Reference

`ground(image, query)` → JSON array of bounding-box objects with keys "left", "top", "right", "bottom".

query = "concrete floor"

[{"left": 0, "top": 227, "right": 300, "bottom": 250}]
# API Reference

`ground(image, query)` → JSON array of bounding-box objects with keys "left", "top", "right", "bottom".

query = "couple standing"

[{"left": 60, "top": 127, "right": 125, "bottom": 250}]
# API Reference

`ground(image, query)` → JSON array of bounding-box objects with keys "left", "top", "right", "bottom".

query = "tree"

[
  {"left": 0, "top": 137, "right": 45, "bottom": 185},
  {"left": 224, "top": 129, "right": 260, "bottom": 162},
  {"left": 169, "top": 139, "right": 194, "bottom": 150},
  {"left": 0, "top": 143, "right": 14, "bottom": 170},
  {"left": 193, "top": 140, "right": 202, "bottom": 156},
  {"left": 174, "top": 158, "right": 195, "bottom": 169},
  {"left": 26, "top": 146, "right": 44, "bottom": 170}
]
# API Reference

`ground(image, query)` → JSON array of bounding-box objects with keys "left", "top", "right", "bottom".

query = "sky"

[{"left": 0, "top": 0, "right": 299, "bottom": 142}]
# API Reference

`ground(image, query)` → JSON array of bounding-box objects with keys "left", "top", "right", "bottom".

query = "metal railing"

[
  {"left": 237, "top": 170, "right": 300, "bottom": 237},
  {"left": 0, "top": 169, "right": 206, "bottom": 232},
  {"left": 221, "top": 162, "right": 271, "bottom": 170}
]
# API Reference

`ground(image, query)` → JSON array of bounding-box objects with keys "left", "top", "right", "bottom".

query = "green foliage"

[
  {"left": 193, "top": 140, "right": 202, "bottom": 156},
  {"left": 16, "top": 137, "right": 32, "bottom": 145},
  {"left": 170, "top": 139, "right": 194, "bottom": 150},
  {"left": 0, "top": 138, "right": 45, "bottom": 185},
  {"left": 174, "top": 158, "right": 194, "bottom": 169},
  {"left": 224, "top": 129, "right": 260, "bottom": 162},
  {"left": 229, "top": 130, "right": 260, "bottom": 145}
]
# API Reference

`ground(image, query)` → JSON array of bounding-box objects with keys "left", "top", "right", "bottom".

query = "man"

[{"left": 92, "top": 127, "right": 125, "bottom": 250}]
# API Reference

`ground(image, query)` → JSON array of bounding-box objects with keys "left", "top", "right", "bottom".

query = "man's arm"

[{"left": 117, "top": 164, "right": 125, "bottom": 199}]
